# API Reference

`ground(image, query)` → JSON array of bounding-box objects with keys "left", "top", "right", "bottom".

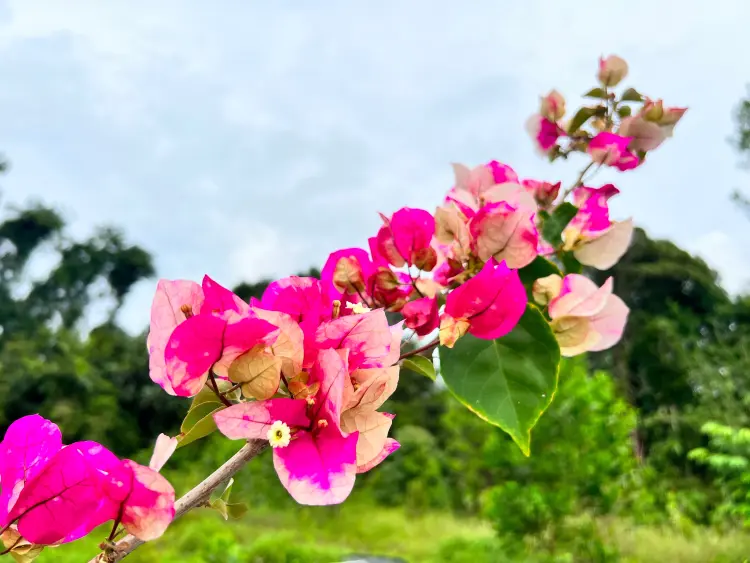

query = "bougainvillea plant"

[{"left": 0, "top": 55, "right": 686, "bottom": 562}]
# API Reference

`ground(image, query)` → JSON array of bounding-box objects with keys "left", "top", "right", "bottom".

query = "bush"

[
  {"left": 432, "top": 537, "right": 512, "bottom": 563},
  {"left": 243, "top": 532, "right": 345, "bottom": 563},
  {"left": 479, "top": 359, "right": 637, "bottom": 538},
  {"left": 366, "top": 425, "right": 451, "bottom": 511}
]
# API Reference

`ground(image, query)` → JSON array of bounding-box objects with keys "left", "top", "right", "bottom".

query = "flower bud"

[
  {"left": 641, "top": 99, "right": 664, "bottom": 122},
  {"left": 591, "top": 118, "right": 608, "bottom": 132},
  {"left": 540, "top": 89, "right": 566, "bottom": 121},
  {"left": 532, "top": 274, "right": 563, "bottom": 306},
  {"left": 597, "top": 55, "right": 628, "bottom": 87}
]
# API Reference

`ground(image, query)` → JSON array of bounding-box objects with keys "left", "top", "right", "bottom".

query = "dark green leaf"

[
  {"left": 617, "top": 105, "right": 632, "bottom": 118},
  {"left": 567, "top": 107, "right": 596, "bottom": 133},
  {"left": 439, "top": 305, "right": 560, "bottom": 456},
  {"left": 402, "top": 356, "right": 436, "bottom": 381},
  {"left": 620, "top": 88, "right": 643, "bottom": 102},
  {"left": 561, "top": 252, "right": 583, "bottom": 274},
  {"left": 518, "top": 257, "right": 563, "bottom": 300},
  {"left": 541, "top": 203, "right": 579, "bottom": 247},
  {"left": 583, "top": 87, "right": 607, "bottom": 99}
]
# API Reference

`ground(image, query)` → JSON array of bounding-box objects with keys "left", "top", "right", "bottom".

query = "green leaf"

[
  {"left": 181, "top": 400, "right": 221, "bottom": 434},
  {"left": 560, "top": 251, "right": 583, "bottom": 274},
  {"left": 439, "top": 305, "right": 560, "bottom": 456},
  {"left": 226, "top": 502, "right": 248, "bottom": 520},
  {"left": 567, "top": 107, "right": 596, "bottom": 133},
  {"left": 177, "top": 405, "right": 224, "bottom": 448},
  {"left": 189, "top": 382, "right": 230, "bottom": 410},
  {"left": 620, "top": 87, "right": 643, "bottom": 102},
  {"left": 401, "top": 355, "right": 436, "bottom": 381},
  {"left": 518, "top": 257, "right": 562, "bottom": 300},
  {"left": 541, "top": 203, "right": 578, "bottom": 247},
  {"left": 209, "top": 498, "right": 229, "bottom": 520},
  {"left": 583, "top": 87, "right": 607, "bottom": 99},
  {"left": 617, "top": 105, "right": 632, "bottom": 118},
  {"left": 220, "top": 478, "right": 234, "bottom": 503}
]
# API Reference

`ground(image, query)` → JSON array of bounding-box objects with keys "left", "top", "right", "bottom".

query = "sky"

[{"left": 1, "top": 0, "right": 750, "bottom": 333}]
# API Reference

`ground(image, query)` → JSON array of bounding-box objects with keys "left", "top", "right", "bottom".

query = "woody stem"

[
  {"left": 399, "top": 338, "right": 439, "bottom": 360},
  {"left": 208, "top": 370, "right": 232, "bottom": 407},
  {"left": 559, "top": 161, "right": 594, "bottom": 203},
  {"left": 88, "top": 440, "right": 268, "bottom": 563}
]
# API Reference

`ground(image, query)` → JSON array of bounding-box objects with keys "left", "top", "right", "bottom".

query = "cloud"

[
  {"left": 0, "top": 0, "right": 750, "bottom": 333},
  {"left": 689, "top": 231, "right": 750, "bottom": 296}
]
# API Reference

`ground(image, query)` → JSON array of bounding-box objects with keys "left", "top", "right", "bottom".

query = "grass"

[
  {"left": 35, "top": 505, "right": 750, "bottom": 563},
  {"left": 37, "top": 502, "right": 493, "bottom": 563}
]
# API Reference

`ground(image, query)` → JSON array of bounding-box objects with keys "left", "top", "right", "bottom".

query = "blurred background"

[{"left": 2, "top": 1, "right": 750, "bottom": 562}]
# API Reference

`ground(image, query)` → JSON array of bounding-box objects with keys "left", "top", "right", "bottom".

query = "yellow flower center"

[{"left": 267, "top": 420, "right": 291, "bottom": 448}]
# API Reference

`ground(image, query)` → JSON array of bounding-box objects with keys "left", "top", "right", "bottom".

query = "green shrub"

[{"left": 243, "top": 532, "right": 345, "bottom": 563}]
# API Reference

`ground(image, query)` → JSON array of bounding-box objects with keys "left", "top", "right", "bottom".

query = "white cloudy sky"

[{"left": 1, "top": 0, "right": 749, "bottom": 333}]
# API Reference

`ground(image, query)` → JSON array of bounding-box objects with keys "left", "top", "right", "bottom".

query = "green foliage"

[
  {"left": 689, "top": 422, "right": 750, "bottom": 527},
  {"left": 480, "top": 360, "right": 637, "bottom": 538},
  {"left": 439, "top": 305, "right": 560, "bottom": 455},
  {"left": 433, "top": 537, "right": 511, "bottom": 563},
  {"left": 401, "top": 355, "right": 436, "bottom": 380},
  {"left": 367, "top": 425, "right": 451, "bottom": 511},
  {"left": 540, "top": 203, "right": 578, "bottom": 247}
]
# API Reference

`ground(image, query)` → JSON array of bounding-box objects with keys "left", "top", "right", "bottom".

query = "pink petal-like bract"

[
  {"left": 0, "top": 415, "right": 63, "bottom": 526},
  {"left": 164, "top": 313, "right": 227, "bottom": 397},
  {"left": 381, "top": 321, "right": 404, "bottom": 368},
  {"left": 402, "top": 297, "right": 439, "bottom": 337},
  {"left": 548, "top": 275, "right": 613, "bottom": 319},
  {"left": 268, "top": 348, "right": 358, "bottom": 506},
  {"left": 308, "top": 348, "right": 349, "bottom": 430},
  {"left": 119, "top": 460, "right": 176, "bottom": 542},
  {"left": 565, "top": 195, "right": 612, "bottom": 240},
  {"left": 486, "top": 160, "right": 519, "bottom": 185},
  {"left": 272, "top": 427, "right": 358, "bottom": 506},
  {"left": 382, "top": 207, "right": 436, "bottom": 267},
  {"left": 212, "top": 311, "right": 280, "bottom": 378},
  {"left": 321, "top": 247, "right": 377, "bottom": 308},
  {"left": 587, "top": 294, "right": 629, "bottom": 352},
  {"left": 342, "top": 410, "right": 393, "bottom": 469},
  {"left": 315, "top": 309, "right": 393, "bottom": 370},
  {"left": 357, "top": 437, "right": 400, "bottom": 474},
  {"left": 547, "top": 274, "right": 629, "bottom": 356},
  {"left": 587, "top": 132, "right": 633, "bottom": 166},
  {"left": 526, "top": 114, "right": 563, "bottom": 153},
  {"left": 260, "top": 276, "right": 333, "bottom": 339},
  {"left": 444, "top": 259, "right": 526, "bottom": 340},
  {"left": 147, "top": 279, "right": 205, "bottom": 395},
  {"left": 572, "top": 184, "right": 620, "bottom": 208},
  {"left": 574, "top": 218, "right": 634, "bottom": 270},
  {"left": 148, "top": 434, "right": 178, "bottom": 473},
  {"left": 214, "top": 398, "right": 309, "bottom": 440},
  {"left": 8, "top": 441, "right": 123, "bottom": 546},
  {"left": 200, "top": 275, "right": 249, "bottom": 316},
  {"left": 470, "top": 201, "right": 539, "bottom": 269}
]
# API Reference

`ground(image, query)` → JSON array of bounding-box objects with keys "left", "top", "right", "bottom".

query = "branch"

[
  {"left": 559, "top": 161, "right": 594, "bottom": 203},
  {"left": 399, "top": 338, "right": 439, "bottom": 360},
  {"left": 89, "top": 440, "right": 268, "bottom": 563}
]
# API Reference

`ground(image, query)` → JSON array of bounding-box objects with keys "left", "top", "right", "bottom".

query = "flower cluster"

[
  {"left": 147, "top": 274, "right": 401, "bottom": 506},
  {"left": 527, "top": 54, "right": 686, "bottom": 172},
  {"left": 0, "top": 415, "right": 175, "bottom": 556},
  {"left": 0, "top": 54, "right": 686, "bottom": 560}
]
